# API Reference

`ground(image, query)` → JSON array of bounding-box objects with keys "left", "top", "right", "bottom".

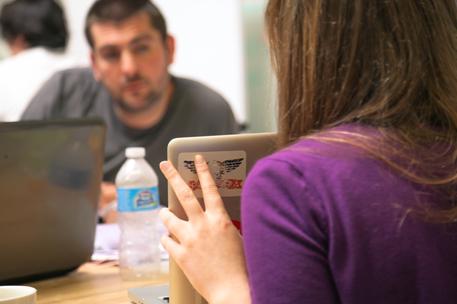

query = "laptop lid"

[
  {"left": 128, "top": 132, "right": 276, "bottom": 304},
  {"left": 0, "top": 118, "right": 105, "bottom": 283}
]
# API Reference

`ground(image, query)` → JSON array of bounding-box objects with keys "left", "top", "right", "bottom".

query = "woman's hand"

[{"left": 159, "top": 155, "right": 251, "bottom": 304}]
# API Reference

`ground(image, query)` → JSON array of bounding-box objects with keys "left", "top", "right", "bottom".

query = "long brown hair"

[{"left": 265, "top": 0, "right": 457, "bottom": 221}]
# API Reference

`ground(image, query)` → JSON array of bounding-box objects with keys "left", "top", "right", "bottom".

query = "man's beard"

[
  {"left": 115, "top": 90, "right": 162, "bottom": 114},
  {"left": 115, "top": 76, "right": 163, "bottom": 114}
]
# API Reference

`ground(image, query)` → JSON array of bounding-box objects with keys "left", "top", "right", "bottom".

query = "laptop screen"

[{"left": 0, "top": 118, "right": 105, "bottom": 283}]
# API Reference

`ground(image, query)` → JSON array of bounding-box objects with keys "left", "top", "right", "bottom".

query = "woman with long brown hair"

[{"left": 159, "top": 0, "right": 457, "bottom": 303}]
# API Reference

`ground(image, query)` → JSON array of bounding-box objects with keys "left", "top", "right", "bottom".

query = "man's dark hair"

[
  {"left": 0, "top": 0, "right": 68, "bottom": 50},
  {"left": 85, "top": 0, "right": 168, "bottom": 49}
]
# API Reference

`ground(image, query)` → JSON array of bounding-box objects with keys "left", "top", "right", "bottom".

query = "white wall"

[
  {"left": 61, "top": 0, "right": 93, "bottom": 66},
  {"left": 62, "top": 0, "right": 246, "bottom": 123}
]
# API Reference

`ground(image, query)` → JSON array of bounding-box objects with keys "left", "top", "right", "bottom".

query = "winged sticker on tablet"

[{"left": 178, "top": 151, "right": 247, "bottom": 197}]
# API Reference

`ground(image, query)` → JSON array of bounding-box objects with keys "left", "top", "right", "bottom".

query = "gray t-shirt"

[{"left": 22, "top": 67, "right": 240, "bottom": 205}]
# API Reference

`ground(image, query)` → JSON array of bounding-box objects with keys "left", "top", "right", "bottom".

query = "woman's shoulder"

[{"left": 260, "top": 123, "right": 380, "bottom": 173}]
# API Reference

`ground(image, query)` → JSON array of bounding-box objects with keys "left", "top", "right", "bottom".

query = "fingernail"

[
  {"left": 195, "top": 154, "right": 203, "bottom": 164},
  {"left": 159, "top": 161, "right": 170, "bottom": 170}
]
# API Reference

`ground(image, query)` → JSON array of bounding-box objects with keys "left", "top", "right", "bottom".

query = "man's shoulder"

[
  {"left": 173, "top": 76, "right": 211, "bottom": 89},
  {"left": 168, "top": 76, "right": 239, "bottom": 133},
  {"left": 44, "top": 66, "right": 103, "bottom": 102},
  {"left": 173, "top": 76, "right": 226, "bottom": 102},
  {"left": 50, "top": 66, "right": 96, "bottom": 85},
  {"left": 21, "top": 66, "right": 104, "bottom": 120}
]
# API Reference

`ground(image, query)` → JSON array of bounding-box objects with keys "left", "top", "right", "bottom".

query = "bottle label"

[{"left": 117, "top": 187, "right": 160, "bottom": 212}]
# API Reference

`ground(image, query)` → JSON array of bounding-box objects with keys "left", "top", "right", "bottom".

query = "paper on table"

[
  {"left": 91, "top": 221, "right": 169, "bottom": 262},
  {"left": 92, "top": 223, "right": 120, "bottom": 261}
]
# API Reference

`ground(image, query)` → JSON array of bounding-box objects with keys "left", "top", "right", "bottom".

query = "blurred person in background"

[
  {"left": 21, "top": 0, "right": 239, "bottom": 223},
  {"left": 159, "top": 0, "right": 457, "bottom": 303},
  {"left": 0, "top": 0, "right": 74, "bottom": 121}
]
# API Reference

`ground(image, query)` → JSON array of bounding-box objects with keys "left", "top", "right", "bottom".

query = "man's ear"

[
  {"left": 90, "top": 51, "right": 101, "bottom": 81},
  {"left": 166, "top": 35, "right": 175, "bottom": 65}
]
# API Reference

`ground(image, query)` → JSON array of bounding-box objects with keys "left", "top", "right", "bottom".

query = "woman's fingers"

[
  {"left": 159, "top": 207, "right": 186, "bottom": 241},
  {"left": 160, "top": 156, "right": 227, "bottom": 219},
  {"left": 160, "top": 160, "right": 203, "bottom": 219},
  {"left": 160, "top": 234, "right": 184, "bottom": 261},
  {"left": 194, "top": 155, "right": 226, "bottom": 213}
]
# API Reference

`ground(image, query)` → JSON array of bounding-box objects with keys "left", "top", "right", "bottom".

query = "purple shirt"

[{"left": 241, "top": 125, "right": 457, "bottom": 304}]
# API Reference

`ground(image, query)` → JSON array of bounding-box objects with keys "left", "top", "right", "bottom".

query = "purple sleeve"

[{"left": 241, "top": 157, "right": 339, "bottom": 304}]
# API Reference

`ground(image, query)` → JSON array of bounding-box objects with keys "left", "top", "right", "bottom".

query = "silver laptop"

[
  {"left": 0, "top": 118, "right": 105, "bottom": 283},
  {"left": 129, "top": 132, "right": 276, "bottom": 304}
]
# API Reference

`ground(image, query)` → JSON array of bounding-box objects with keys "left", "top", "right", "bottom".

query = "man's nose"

[{"left": 120, "top": 51, "right": 138, "bottom": 77}]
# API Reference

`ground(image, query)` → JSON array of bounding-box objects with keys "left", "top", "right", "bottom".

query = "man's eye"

[
  {"left": 132, "top": 44, "right": 151, "bottom": 55},
  {"left": 100, "top": 51, "right": 120, "bottom": 62}
]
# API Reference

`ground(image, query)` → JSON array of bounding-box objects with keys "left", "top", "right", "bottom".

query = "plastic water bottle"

[{"left": 115, "top": 147, "right": 161, "bottom": 280}]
